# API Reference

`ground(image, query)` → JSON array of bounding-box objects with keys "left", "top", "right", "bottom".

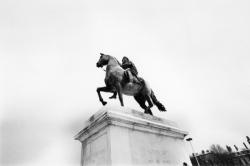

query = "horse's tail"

[{"left": 150, "top": 90, "right": 166, "bottom": 112}]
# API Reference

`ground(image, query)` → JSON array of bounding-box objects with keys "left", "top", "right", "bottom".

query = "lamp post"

[{"left": 186, "top": 138, "right": 200, "bottom": 166}]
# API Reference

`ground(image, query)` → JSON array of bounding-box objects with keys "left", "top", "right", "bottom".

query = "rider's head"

[{"left": 122, "top": 56, "right": 129, "bottom": 64}]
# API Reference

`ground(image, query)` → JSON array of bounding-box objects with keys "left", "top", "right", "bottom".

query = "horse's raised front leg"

[
  {"left": 116, "top": 83, "right": 124, "bottom": 106},
  {"left": 96, "top": 86, "right": 113, "bottom": 105},
  {"left": 109, "top": 92, "right": 117, "bottom": 99}
]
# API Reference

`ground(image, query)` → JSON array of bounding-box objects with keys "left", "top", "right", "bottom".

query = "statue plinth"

[{"left": 75, "top": 106, "right": 191, "bottom": 166}]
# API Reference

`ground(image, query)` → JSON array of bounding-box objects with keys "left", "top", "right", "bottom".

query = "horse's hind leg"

[
  {"left": 145, "top": 95, "right": 153, "bottom": 115},
  {"left": 134, "top": 94, "right": 147, "bottom": 110},
  {"left": 96, "top": 86, "right": 113, "bottom": 105},
  {"left": 134, "top": 94, "right": 152, "bottom": 115}
]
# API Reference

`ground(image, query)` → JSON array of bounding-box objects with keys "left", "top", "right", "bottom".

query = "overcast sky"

[{"left": 1, "top": 0, "right": 250, "bottom": 166}]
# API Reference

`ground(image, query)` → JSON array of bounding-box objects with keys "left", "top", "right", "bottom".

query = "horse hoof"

[
  {"left": 144, "top": 109, "right": 153, "bottom": 116},
  {"left": 102, "top": 101, "right": 107, "bottom": 105}
]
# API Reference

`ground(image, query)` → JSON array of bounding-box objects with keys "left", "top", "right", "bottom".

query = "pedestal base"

[{"left": 75, "top": 106, "right": 191, "bottom": 166}]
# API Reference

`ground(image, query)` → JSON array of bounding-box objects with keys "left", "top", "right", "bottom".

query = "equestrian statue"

[{"left": 96, "top": 53, "right": 166, "bottom": 115}]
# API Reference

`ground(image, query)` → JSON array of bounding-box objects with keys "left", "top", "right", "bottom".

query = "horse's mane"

[{"left": 110, "top": 55, "right": 122, "bottom": 66}]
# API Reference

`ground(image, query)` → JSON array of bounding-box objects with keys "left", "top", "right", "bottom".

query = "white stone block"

[{"left": 75, "top": 106, "right": 191, "bottom": 166}]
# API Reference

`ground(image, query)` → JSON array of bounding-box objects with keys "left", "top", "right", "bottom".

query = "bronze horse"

[{"left": 96, "top": 54, "right": 166, "bottom": 115}]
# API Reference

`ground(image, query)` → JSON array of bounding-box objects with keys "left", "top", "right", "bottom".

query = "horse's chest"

[
  {"left": 105, "top": 72, "right": 117, "bottom": 87},
  {"left": 105, "top": 76, "right": 115, "bottom": 87}
]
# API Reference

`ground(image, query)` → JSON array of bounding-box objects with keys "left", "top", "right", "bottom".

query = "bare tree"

[
  {"left": 210, "top": 144, "right": 227, "bottom": 154},
  {"left": 209, "top": 144, "right": 234, "bottom": 166}
]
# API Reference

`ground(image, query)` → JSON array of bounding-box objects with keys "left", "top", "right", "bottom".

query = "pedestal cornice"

[{"left": 75, "top": 106, "right": 188, "bottom": 142}]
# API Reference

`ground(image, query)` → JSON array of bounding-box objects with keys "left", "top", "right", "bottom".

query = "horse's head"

[{"left": 96, "top": 53, "right": 110, "bottom": 68}]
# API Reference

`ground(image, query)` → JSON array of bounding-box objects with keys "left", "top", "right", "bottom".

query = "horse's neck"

[
  {"left": 105, "top": 58, "right": 123, "bottom": 78},
  {"left": 106, "top": 58, "right": 120, "bottom": 70}
]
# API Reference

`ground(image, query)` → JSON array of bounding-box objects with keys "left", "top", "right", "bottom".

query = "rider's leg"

[
  {"left": 127, "top": 69, "right": 133, "bottom": 83},
  {"left": 131, "top": 73, "right": 140, "bottom": 84},
  {"left": 123, "top": 69, "right": 133, "bottom": 83}
]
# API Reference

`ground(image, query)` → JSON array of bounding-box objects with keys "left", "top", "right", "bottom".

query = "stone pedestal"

[{"left": 75, "top": 106, "right": 191, "bottom": 166}]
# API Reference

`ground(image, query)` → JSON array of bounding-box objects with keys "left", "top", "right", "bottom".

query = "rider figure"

[
  {"left": 122, "top": 56, "right": 139, "bottom": 82},
  {"left": 109, "top": 56, "right": 140, "bottom": 99}
]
